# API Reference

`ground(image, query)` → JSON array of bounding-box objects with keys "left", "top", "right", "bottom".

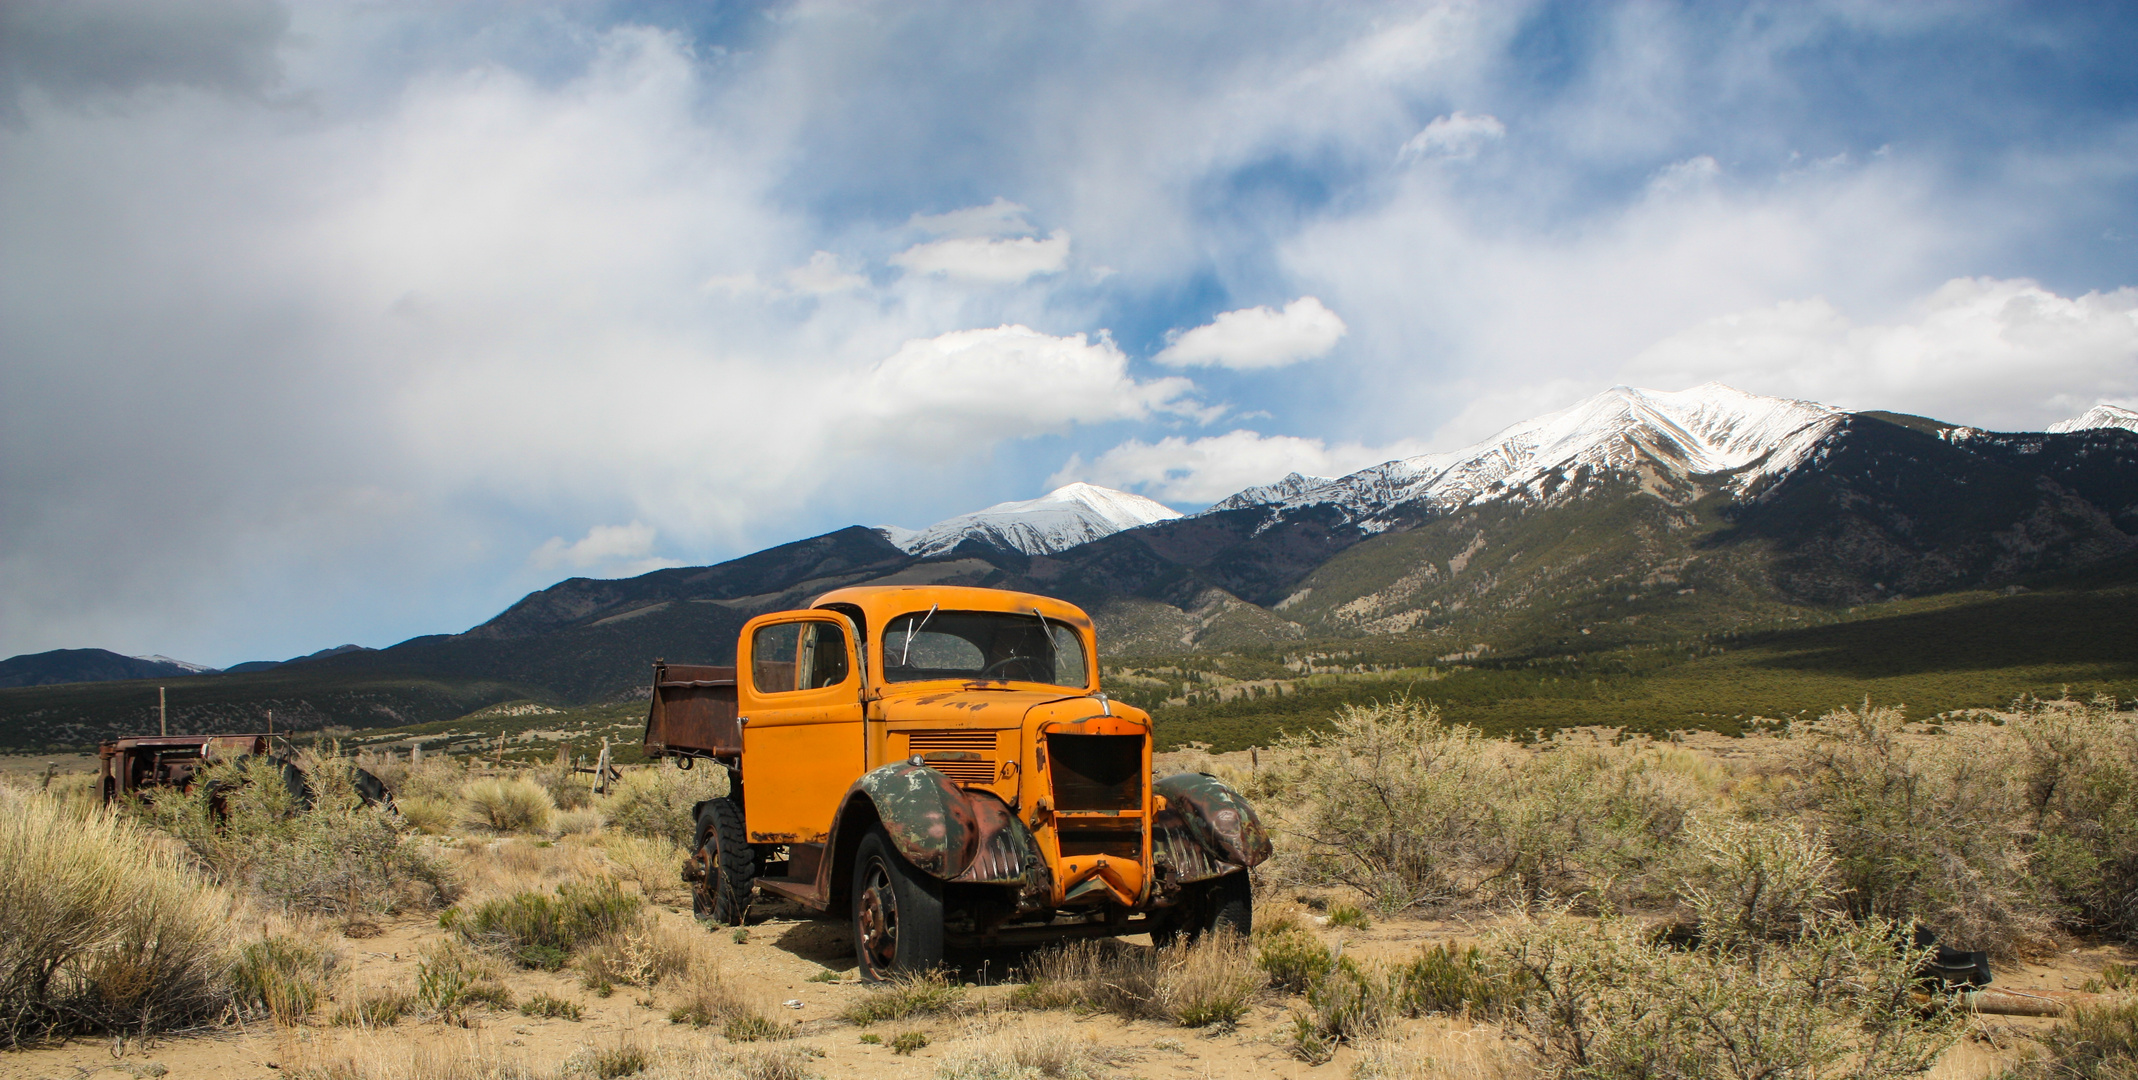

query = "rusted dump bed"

[
  {"left": 643, "top": 661, "right": 739, "bottom": 760},
  {"left": 99, "top": 734, "right": 270, "bottom": 803}
]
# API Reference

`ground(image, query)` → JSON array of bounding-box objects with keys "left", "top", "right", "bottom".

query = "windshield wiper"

[{"left": 898, "top": 603, "right": 938, "bottom": 667}]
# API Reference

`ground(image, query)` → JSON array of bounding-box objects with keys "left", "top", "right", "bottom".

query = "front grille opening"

[
  {"left": 1047, "top": 734, "right": 1143, "bottom": 811},
  {"left": 1058, "top": 826, "right": 1141, "bottom": 860},
  {"left": 907, "top": 730, "right": 998, "bottom": 786}
]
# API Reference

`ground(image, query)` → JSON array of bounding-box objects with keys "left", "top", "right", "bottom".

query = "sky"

[{"left": 3, "top": 0, "right": 2137, "bottom": 667}]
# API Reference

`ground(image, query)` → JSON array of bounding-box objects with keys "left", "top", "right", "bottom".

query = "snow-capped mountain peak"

[
  {"left": 885, "top": 482, "right": 1182, "bottom": 558},
  {"left": 130, "top": 654, "right": 219, "bottom": 674},
  {"left": 2047, "top": 403, "right": 2138, "bottom": 434},
  {"left": 1207, "top": 472, "right": 1336, "bottom": 512},
  {"left": 1203, "top": 383, "right": 1845, "bottom": 523}
]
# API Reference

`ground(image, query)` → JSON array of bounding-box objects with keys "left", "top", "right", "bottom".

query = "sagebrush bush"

[
  {"left": 601, "top": 761, "right": 725, "bottom": 849},
  {"left": 1276, "top": 698, "right": 1700, "bottom": 913},
  {"left": 0, "top": 784, "right": 233, "bottom": 1045},
  {"left": 141, "top": 753, "right": 453, "bottom": 915},
  {"left": 1784, "top": 701, "right": 2051, "bottom": 956},
  {"left": 359, "top": 751, "right": 465, "bottom": 804},
  {"left": 1255, "top": 921, "right": 1334, "bottom": 993},
  {"left": 1290, "top": 956, "right": 1397, "bottom": 1063},
  {"left": 463, "top": 777, "right": 556, "bottom": 833},
  {"left": 1489, "top": 911, "right": 1960, "bottom": 1080},
  {"left": 1677, "top": 816, "right": 1839, "bottom": 948}
]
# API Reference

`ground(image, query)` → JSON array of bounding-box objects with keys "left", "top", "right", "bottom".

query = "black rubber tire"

[
  {"left": 1152, "top": 872, "right": 1253, "bottom": 947},
  {"left": 851, "top": 828, "right": 945, "bottom": 982},
  {"left": 691, "top": 797, "right": 756, "bottom": 926}
]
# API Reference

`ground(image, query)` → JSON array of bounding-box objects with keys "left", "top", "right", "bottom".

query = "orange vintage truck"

[{"left": 642, "top": 584, "right": 1270, "bottom": 978}]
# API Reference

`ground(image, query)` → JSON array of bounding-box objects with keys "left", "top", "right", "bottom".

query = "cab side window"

[
  {"left": 799, "top": 621, "right": 851, "bottom": 690},
  {"left": 751, "top": 620, "right": 851, "bottom": 694},
  {"left": 751, "top": 623, "right": 799, "bottom": 694}
]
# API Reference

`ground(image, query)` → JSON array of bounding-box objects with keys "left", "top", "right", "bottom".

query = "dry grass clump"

[
  {"left": 1996, "top": 998, "right": 2138, "bottom": 1080},
  {"left": 555, "top": 808, "right": 606, "bottom": 836},
  {"left": 529, "top": 756, "right": 596, "bottom": 812},
  {"left": 1488, "top": 911, "right": 1959, "bottom": 1080},
  {"left": 330, "top": 987, "right": 415, "bottom": 1027},
  {"left": 0, "top": 784, "right": 234, "bottom": 1046},
  {"left": 397, "top": 795, "right": 461, "bottom": 834},
  {"left": 936, "top": 1017, "right": 1123, "bottom": 1080},
  {"left": 465, "top": 777, "right": 558, "bottom": 834},
  {"left": 446, "top": 876, "right": 643, "bottom": 970},
  {"left": 844, "top": 970, "right": 967, "bottom": 1024},
  {"left": 414, "top": 938, "right": 515, "bottom": 1024},
  {"left": 578, "top": 917, "right": 693, "bottom": 994},
  {"left": 1011, "top": 935, "right": 1259, "bottom": 1028},
  {"left": 601, "top": 762, "right": 727, "bottom": 849},
  {"left": 231, "top": 933, "right": 341, "bottom": 1024},
  {"left": 139, "top": 753, "right": 454, "bottom": 916},
  {"left": 598, "top": 833, "right": 689, "bottom": 902},
  {"left": 1352, "top": 1030, "right": 1525, "bottom": 1080}
]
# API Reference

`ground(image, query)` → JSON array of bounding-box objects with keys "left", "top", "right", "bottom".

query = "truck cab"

[{"left": 642, "top": 585, "right": 1270, "bottom": 977}]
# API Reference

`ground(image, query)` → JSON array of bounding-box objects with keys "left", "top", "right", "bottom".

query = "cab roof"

[{"left": 810, "top": 585, "right": 1092, "bottom": 628}]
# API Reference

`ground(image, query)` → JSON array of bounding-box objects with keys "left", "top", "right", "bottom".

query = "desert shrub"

[
  {"left": 574, "top": 1035, "right": 651, "bottom": 1079},
  {"left": 1289, "top": 956, "right": 1397, "bottom": 1063},
  {"left": 232, "top": 934, "right": 339, "bottom": 1024},
  {"left": 723, "top": 1014, "right": 792, "bottom": 1042},
  {"left": 598, "top": 833, "right": 688, "bottom": 901},
  {"left": 1152, "top": 932, "right": 1260, "bottom": 1027},
  {"left": 0, "top": 785, "right": 234, "bottom": 1046},
  {"left": 601, "top": 761, "right": 726, "bottom": 849},
  {"left": 1677, "top": 816, "right": 1839, "bottom": 948},
  {"left": 578, "top": 921, "right": 690, "bottom": 992},
  {"left": 2000, "top": 695, "right": 2138, "bottom": 938},
  {"left": 1256, "top": 922, "right": 1334, "bottom": 993},
  {"left": 359, "top": 750, "right": 465, "bottom": 804},
  {"left": 414, "top": 939, "right": 513, "bottom": 1024},
  {"left": 1277, "top": 698, "right": 1698, "bottom": 913},
  {"left": 528, "top": 758, "right": 594, "bottom": 812},
  {"left": 140, "top": 753, "right": 453, "bottom": 915},
  {"left": 1997, "top": 998, "right": 2138, "bottom": 1080},
  {"left": 448, "top": 877, "right": 643, "bottom": 966},
  {"left": 519, "top": 992, "right": 583, "bottom": 1021},
  {"left": 1782, "top": 702, "right": 2051, "bottom": 955},
  {"left": 463, "top": 777, "right": 556, "bottom": 833},
  {"left": 890, "top": 1030, "right": 930, "bottom": 1054},
  {"left": 729, "top": 1046, "right": 821, "bottom": 1080},
  {"left": 331, "top": 989, "right": 414, "bottom": 1027},
  {"left": 1488, "top": 911, "right": 1960, "bottom": 1080},
  {"left": 396, "top": 796, "right": 459, "bottom": 834},
  {"left": 554, "top": 808, "right": 605, "bottom": 835},
  {"left": 1389, "top": 943, "right": 1525, "bottom": 1019},
  {"left": 1326, "top": 901, "right": 1371, "bottom": 929},
  {"left": 844, "top": 970, "right": 966, "bottom": 1024}
]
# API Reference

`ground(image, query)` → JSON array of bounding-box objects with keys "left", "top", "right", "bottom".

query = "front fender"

[
  {"left": 1153, "top": 772, "right": 1272, "bottom": 885},
  {"left": 846, "top": 762, "right": 976, "bottom": 878}
]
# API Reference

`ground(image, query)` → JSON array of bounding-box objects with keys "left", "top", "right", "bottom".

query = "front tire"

[
  {"left": 691, "top": 797, "right": 756, "bottom": 926},
  {"left": 851, "top": 828, "right": 945, "bottom": 981},
  {"left": 1151, "top": 871, "right": 1253, "bottom": 947}
]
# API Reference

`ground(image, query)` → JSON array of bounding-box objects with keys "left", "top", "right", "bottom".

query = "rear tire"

[
  {"left": 691, "top": 797, "right": 756, "bottom": 926},
  {"left": 851, "top": 828, "right": 945, "bottom": 981}
]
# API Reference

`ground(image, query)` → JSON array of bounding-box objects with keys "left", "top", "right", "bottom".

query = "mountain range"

[{"left": 4, "top": 383, "right": 2134, "bottom": 747}]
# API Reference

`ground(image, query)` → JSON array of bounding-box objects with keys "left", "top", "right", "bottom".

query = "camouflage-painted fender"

[
  {"left": 1153, "top": 772, "right": 1272, "bottom": 885},
  {"left": 848, "top": 762, "right": 976, "bottom": 878},
  {"left": 951, "top": 790, "right": 1052, "bottom": 912}
]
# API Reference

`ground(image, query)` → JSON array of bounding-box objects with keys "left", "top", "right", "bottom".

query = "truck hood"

[{"left": 876, "top": 686, "right": 1095, "bottom": 728}]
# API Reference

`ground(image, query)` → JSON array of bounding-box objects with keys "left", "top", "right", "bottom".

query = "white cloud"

[
  {"left": 1153, "top": 296, "right": 1347, "bottom": 370},
  {"left": 857, "top": 324, "right": 1199, "bottom": 444},
  {"left": 891, "top": 230, "right": 1071, "bottom": 283},
  {"left": 1621, "top": 277, "right": 2138, "bottom": 429},
  {"left": 529, "top": 521, "right": 681, "bottom": 577},
  {"left": 1052, "top": 429, "right": 1428, "bottom": 505},
  {"left": 906, "top": 197, "right": 1034, "bottom": 238},
  {"left": 1399, "top": 110, "right": 1504, "bottom": 161}
]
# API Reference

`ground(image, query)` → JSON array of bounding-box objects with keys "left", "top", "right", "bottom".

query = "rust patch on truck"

[
  {"left": 1153, "top": 772, "right": 1272, "bottom": 870},
  {"left": 858, "top": 762, "right": 976, "bottom": 877}
]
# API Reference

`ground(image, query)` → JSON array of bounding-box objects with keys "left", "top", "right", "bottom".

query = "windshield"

[{"left": 881, "top": 609, "right": 1090, "bottom": 688}]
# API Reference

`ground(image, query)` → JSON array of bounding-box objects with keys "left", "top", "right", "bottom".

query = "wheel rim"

[
  {"left": 856, "top": 858, "right": 899, "bottom": 973},
  {"left": 690, "top": 841, "right": 714, "bottom": 912}
]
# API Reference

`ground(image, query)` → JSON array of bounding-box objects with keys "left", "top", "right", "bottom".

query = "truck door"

[{"left": 737, "top": 614, "right": 865, "bottom": 845}]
